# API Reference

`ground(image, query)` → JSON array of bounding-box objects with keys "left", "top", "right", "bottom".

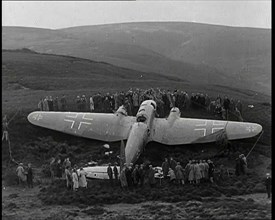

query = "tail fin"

[{"left": 120, "top": 140, "right": 126, "bottom": 172}]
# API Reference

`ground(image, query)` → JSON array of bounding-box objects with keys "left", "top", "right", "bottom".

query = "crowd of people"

[
  {"left": 105, "top": 157, "right": 217, "bottom": 189},
  {"left": 14, "top": 154, "right": 272, "bottom": 199},
  {"left": 37, "top": 88, "right": 243, "bottom": 121}
]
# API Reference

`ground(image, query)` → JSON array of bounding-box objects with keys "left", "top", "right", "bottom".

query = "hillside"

[
  {"left": 2, "top": 49, "right": 271, "bottom": 145},
  {"left": 2, "top": 22, "right": 271, "bottom": 95}
]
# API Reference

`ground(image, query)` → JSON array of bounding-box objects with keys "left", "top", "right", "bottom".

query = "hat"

[
  {"left": 266, "top": 173, "right": 271, "bottom": 176},
  {"left": 19, "top": 163, "right": 23, "bottom": 166}
]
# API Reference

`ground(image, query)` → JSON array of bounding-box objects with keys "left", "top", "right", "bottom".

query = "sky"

[{"left": 2, "top": 1, "right": 271, "bottom": 29}]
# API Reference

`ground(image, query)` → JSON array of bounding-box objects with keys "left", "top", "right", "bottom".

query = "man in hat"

[
  {"left": 265, "top": 173, "right": 272, "bottom": 199},
  {"left": 107, "top": 163, "right": 113, "bottom": 185}
]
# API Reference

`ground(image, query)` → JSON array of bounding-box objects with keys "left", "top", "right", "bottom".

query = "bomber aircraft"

[{"left": 28, "top": 100, "right": 262, "bottom": 164}]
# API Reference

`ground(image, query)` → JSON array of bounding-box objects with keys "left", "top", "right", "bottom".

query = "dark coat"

[
  {"left": 125, "top": 167, "right": 133, "bottom": 186},
  {"left": 265, "top": 177, "right": 272, "bottom": 189},
  {"left": 132, "top": 168, "right": 140, "bottom": 185},
  {"left": 169, "top": 159, "right": 177, "bottom": 171},
  {"left": 55, "top": 163, "right": 62, "bottom": 178},
  {"left": 107, "top": 166, "right": 113, "bottom": 179},
  {"left": 148, "top": 168, "right": 156, "bottom": 185},
  {"left": 162, "top": 161, "right": 169, "bottom": 177},
  {"left": 113, "top": 166, "right": 118, "bottom": 179},
  {"left": 138, "top": 167, "right": 145, "bottom": 185},
  {"left": 26, "top": 167, "right": 33, "bottom": 180},
  {"left": 208, "top": 162, "right": 215, "bottom": 177}
]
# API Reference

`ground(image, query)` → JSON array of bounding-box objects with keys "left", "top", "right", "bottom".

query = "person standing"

[
  {"left": 26, "top": 163, "right": 33, "bottom": 188},
  {"left": 194, "top": 160, "right": 202, "bottom": 185},
  {"left": 38, "top": 99, "right": 43, "bottom": 111},
  {"left": 113, "top": 162, "right": 119, "bottom": 184},
  {"left": 76, "top": 96, "right": 81, "bottom": 111},
  {"left": 107, "top": 163, "right": 113, "bottom": 185},
  {"left": 265, "top": 173, "right": 272, "bottom": 199},
  {"left": 53, "top": 97, "right": 59, "bottom": 111},
  {"left": 162, "top": 158, "right": 170, "bottom": 179},
  {"left": 185, "top": 160, "right": 192, "bottom": 184},
  {"left": 203, "top": 160, "right": 209, "bottom": 180},
  {"left": 208, "top": 159, "right": 215, "bottom": 183},
  {"left": 48, "top": 96, "right": 54, "bottom": 111},
  {"left": 239, "top": 154, "right": 247, "bottom": 175},
  {"left": 65, "top": 166, "right": 72, "bottom": 190},
  {"left": 55, "top": 159, "right": 63, "bottom": 179},
  {"left": 120, "top": 166, "right": 128, "bottom": 189},
  {"left": 60, "top": 94, "right": 67, "bottom": 111},
  {"left": 43, "top": 97, "right": 49, "bottom": 111},
  {"left": 168, "top": 168, "right": 176, "bottom": 184},
  {"left": 2, "top": 115, "right": 9, "bottom": 141},
  {"left": 89, "top": 96, "right": 94, "bottom": 112},
  {"left": 199, "top": 160, "right": 205, "bottom": 182},
  {"left": 138, "top": 164, "right": 145, "bottom": 187},
  {"left": 72, "top": 168, "right": 79, "bottom": 191},
  {"left": 16, "top": 163, "right": 26, "bottom": 187},
  {"left": 132, "top": 164, "right": 140, "bottom": 187},
  {"left": 175, "top": 162, "right": 185, "bottom": 185},
  {"left": 49, "top": 157, "right": 56, "bottom": 182},
  {"left": 188, "top": 160, "right": 195, "bottom": 184},
  {"left": 78, "top": 167, "right": 88, "bottom": 189}
]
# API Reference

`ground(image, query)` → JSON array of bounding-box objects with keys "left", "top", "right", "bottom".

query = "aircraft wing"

[
  {"left": 151, "top": 117, "right": 262, "bottom": 145},
  {"left": 28, "top": 111, "right": 136, "bottom": 142}
]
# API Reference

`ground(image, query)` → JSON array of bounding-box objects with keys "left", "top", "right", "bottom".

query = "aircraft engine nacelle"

[{"left": 125, "top": 122, "right": 149, "bottom": 164}]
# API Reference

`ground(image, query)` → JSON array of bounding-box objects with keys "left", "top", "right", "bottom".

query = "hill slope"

[{"left": 2, "top": 22, "right": 271, "bottom": 94}]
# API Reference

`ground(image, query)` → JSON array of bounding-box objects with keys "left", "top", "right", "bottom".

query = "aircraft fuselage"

[{"left": 125, "top": 100, "right": 156, "bottom": 164}]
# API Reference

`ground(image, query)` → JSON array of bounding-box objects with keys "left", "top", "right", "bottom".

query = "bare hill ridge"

[
  {"left": 2, "top": 22, "right": 271, "bottom": 95},
  {"left": 2, "top": 49, "right": 184, "bottom": 92}
]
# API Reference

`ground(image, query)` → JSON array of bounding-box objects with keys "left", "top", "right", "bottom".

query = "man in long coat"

[
  {"left": 175, "top": 162, "right": 185, "bottom": 185},
  {"left": 138, "top": 164, "right": 145, "bottom": 187},
  {"left": 113, "top": 162, "right": 119, "bottom": 183},
  {"left": 120, "top": 166, "right": 128, "bottom": 189},
  {"left": 107, "top": 163, "right": 113, "bottom": 185},
  {"left": 16, "top": 163, "right": 26, "bottom": 186},
  {"left": 78, "top": 167, "right": 87, "bottom": 188},
  {"left": 161, "top": 158, "right": 169, "bottom": 179},
  {"left": 26, "top": 163, "right": 33, "bottom": 188}
]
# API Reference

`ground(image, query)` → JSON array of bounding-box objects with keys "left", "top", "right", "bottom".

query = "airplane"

[{"left": 27, "top": 100, "right": 262, "bottom": 165}]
